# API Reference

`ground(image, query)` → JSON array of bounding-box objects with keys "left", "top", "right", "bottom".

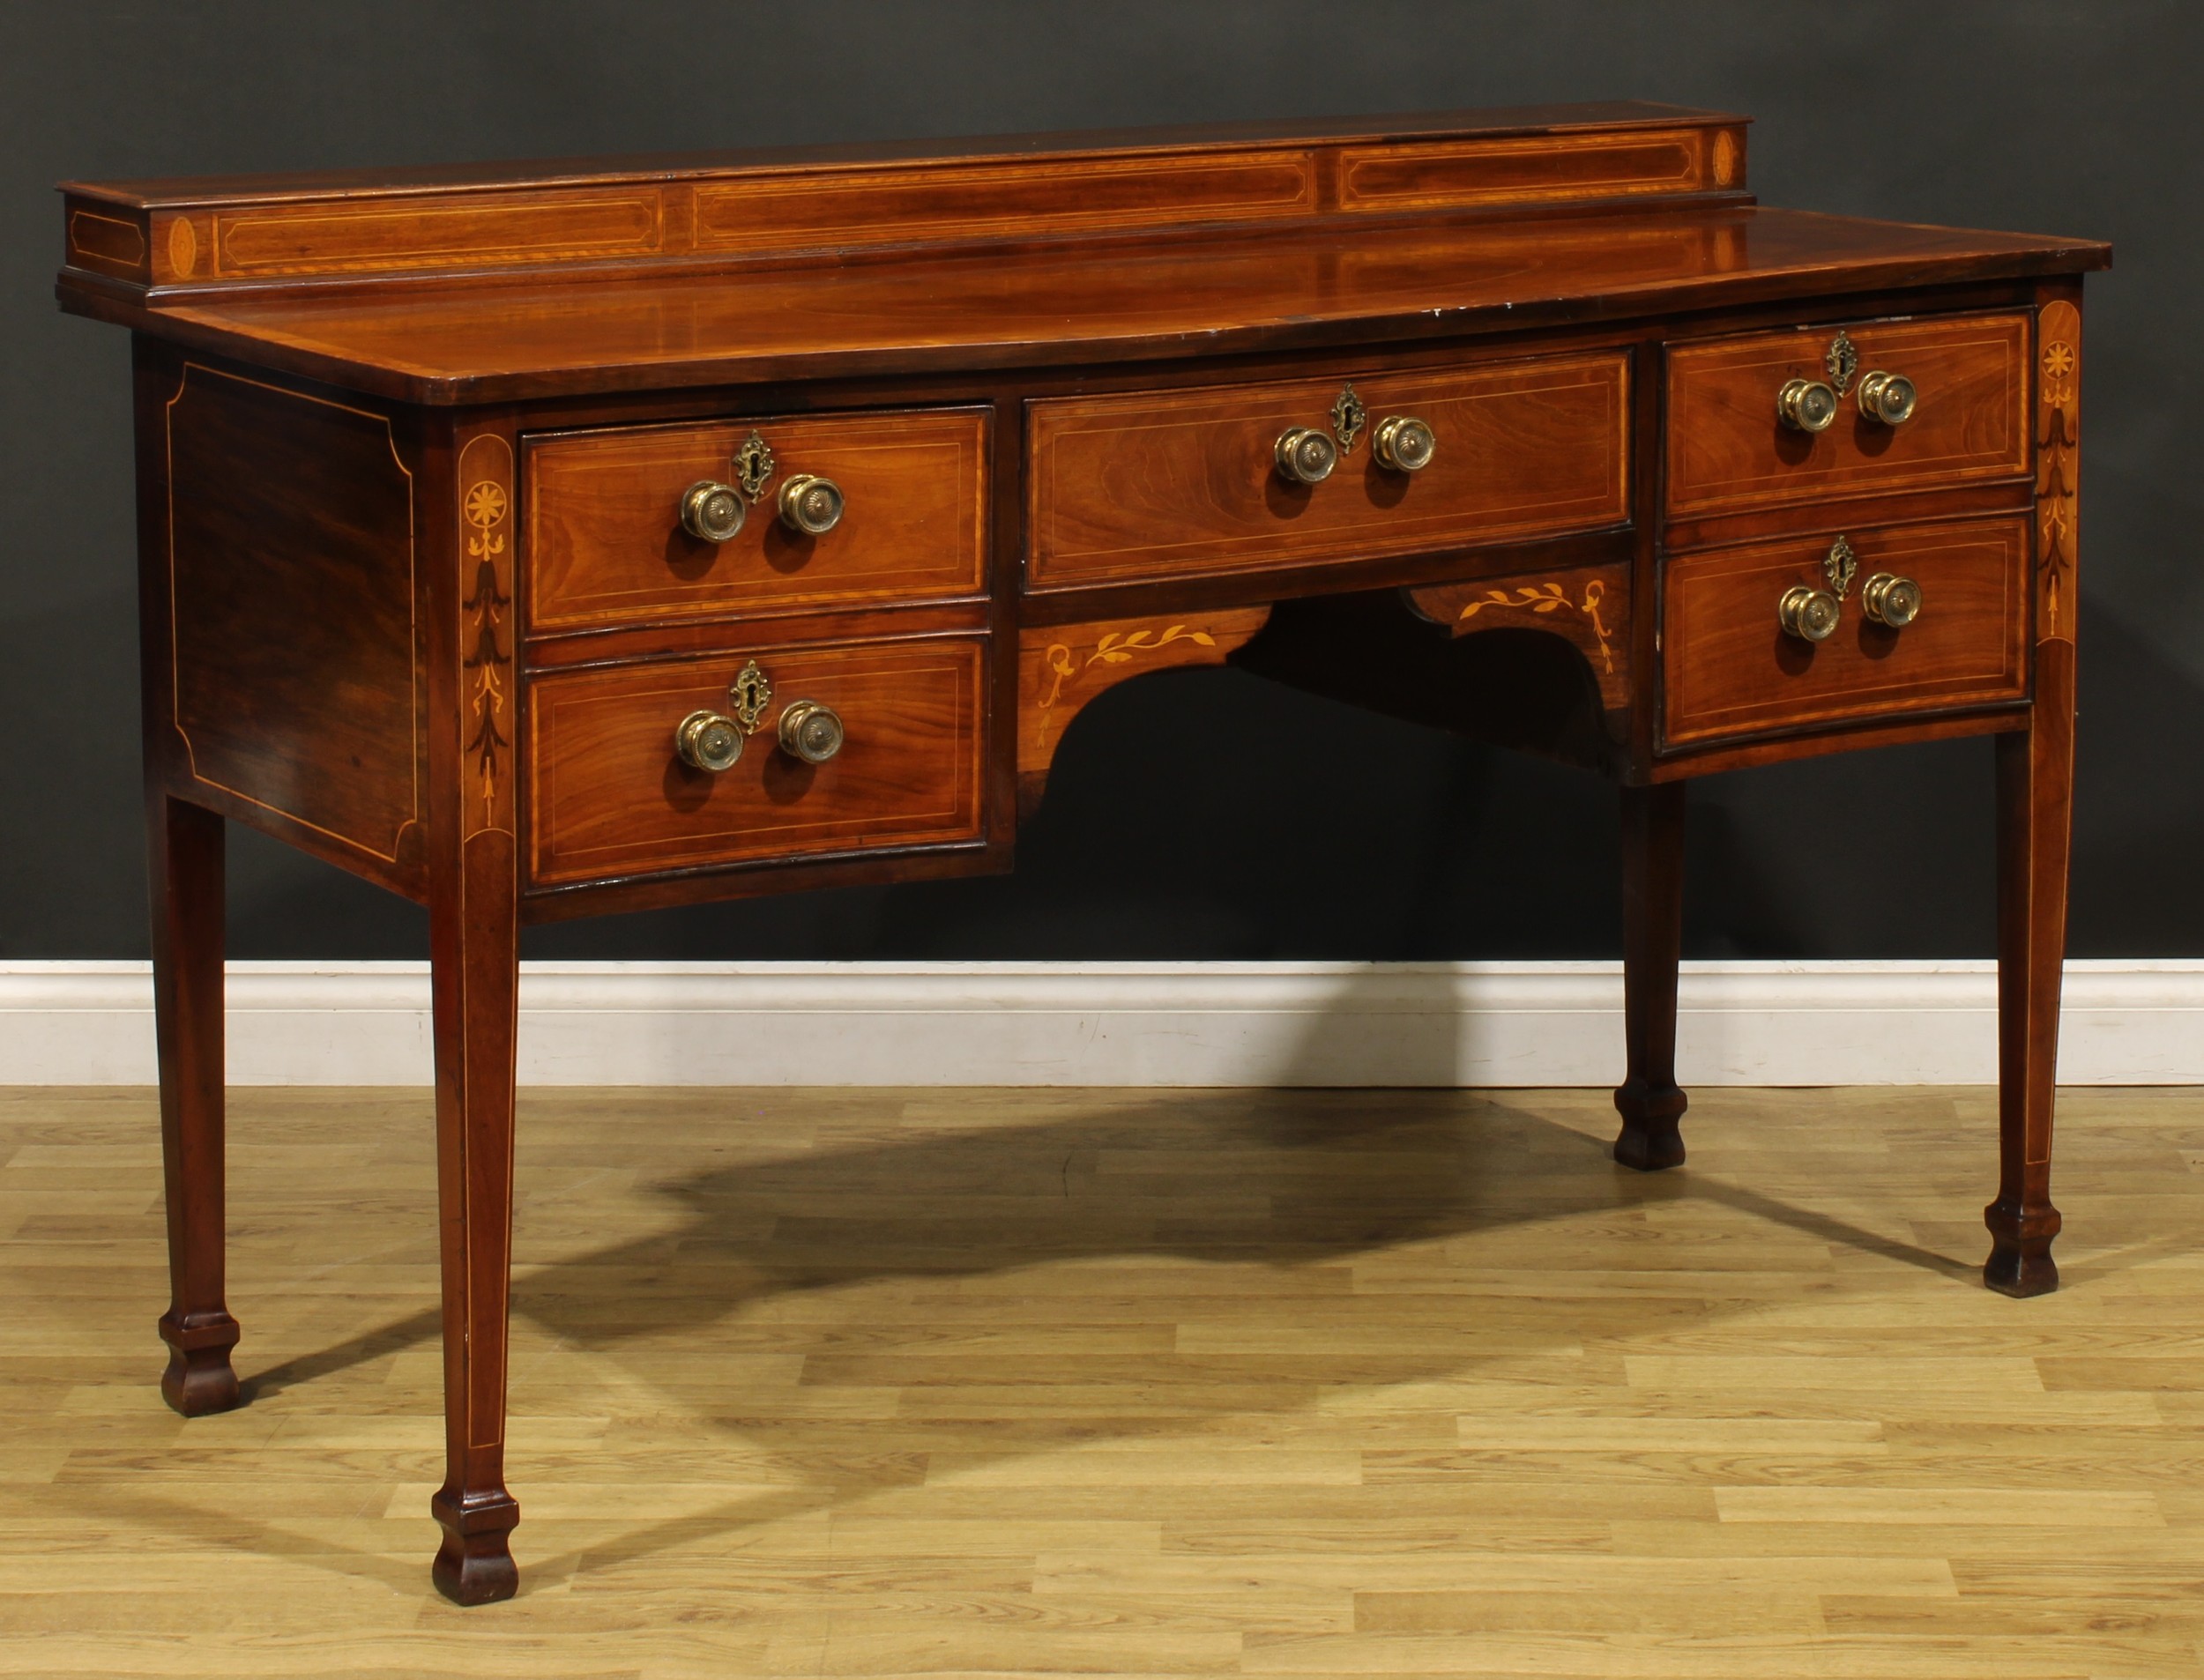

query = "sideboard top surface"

[
  {"left": 66, "top": 207, "right": 2104, "bottom": 405},
  {"left": 56, "top": 102, "right": 2108, "bottom": 405}
]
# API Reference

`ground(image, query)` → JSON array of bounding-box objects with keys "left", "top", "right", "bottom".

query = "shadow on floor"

[
  {"left": 245, "top": 1082, "right": 1968, "bottom": 1408},
  {"left": 231, "top": 1040, "right": 1979, "bottom": 1589}
]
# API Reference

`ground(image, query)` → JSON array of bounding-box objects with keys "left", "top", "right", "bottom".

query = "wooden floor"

[{"left": 1, "top": 1083, "right": 2200, "bottom": 1678}]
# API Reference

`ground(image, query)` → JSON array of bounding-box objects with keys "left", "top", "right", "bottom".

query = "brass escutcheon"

[
  {"left": 730, "top": 658, "right": 774, "bottom": 735},
  {"left": 733, "top": 430, "right": 777, "bottom": 502},
  {"left": 1824, "top": 331, "right": 1859, "bottom": 395},
  {"left": 1823, "top": 534, "right": 1858, "bottom": 599},
  {"left": 1329, "top": 383, "right": 1367, "bottom": 453}
]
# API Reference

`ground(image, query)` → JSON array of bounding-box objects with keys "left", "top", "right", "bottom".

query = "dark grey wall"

[{"left": 4, "top": 1, "right": 2196, "bottom": 963}]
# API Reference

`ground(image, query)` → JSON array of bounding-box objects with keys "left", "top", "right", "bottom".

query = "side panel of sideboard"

[{"left": 136, "top": 338, "right": 428, "bottom": 895}]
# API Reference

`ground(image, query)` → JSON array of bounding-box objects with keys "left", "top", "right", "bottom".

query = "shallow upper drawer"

[
  {"left": 1664, "top": 311, "right": 2030, "bottom": 519},
  {"left": 525, "top": 407, "right": 987, "bottom": 633},
  {"left": 1026, "top": 350, "right": 1630, "bottom": 591},
  {"left": 1662, "top": 512, "right": 2029, "bottom": 748}
]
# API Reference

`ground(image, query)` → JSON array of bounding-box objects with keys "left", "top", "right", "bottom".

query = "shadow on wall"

[
  {"left": 510, "top": 609, "right": 2204, "bottom": 968},
  {"left": 2065, "top": 606, "right": 2204, "bottom": 952},
  {"left": 7, "top": 578, "right": 2198, "bottom": 965}
]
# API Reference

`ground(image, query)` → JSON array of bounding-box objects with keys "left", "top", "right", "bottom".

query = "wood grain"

[
  {"left": 1407, "top": 559, "right": 1631, "bottom": 713},
  {"left": 163, "top": 360, "right": 421, "bottom": 867},
  {"left": 1029, "top": 351, "right": 1629, "bottom": 589},
  {"left": 63, "top": 197, "right": 151, "bottom": 282},
  {"left": 4, "top": 1082, "right": 2200, "bottom": 1672},
  {"left": 215, "top": 187, "right": 665, "bottom": 279},
  {"left": 1339, "top": 123, "right": 1737, "bottom": 212},
  {"left": 58, "top": 211, "right": 2105, "bottom": 405},
  {"left": 691, "top": 151, "right": 1318, "bottom": 256},
  {"left": 144, "top": 794, "right": 240, "bottom": 1417},
  {"left": 425, "top": 419, "right": 526, "bottom": 1602},
  {"left": 1666, "top": 311, "right": 2032, "bottom": 518},
  {"left": 425, "top": 826, "right": 523, "bottom": 1604},
  {"left": 526, "top": 636, "right": 987, "bottom": 888},
  {"left": 1985, "top": 290, "right": 2087, "bottom": 1299},
  {"left": 61, "top": 103, "right": 1747, "bottom": 294},
  {"left": 526, "top": 408, "right": 987, "bottom": 633},
  {"left": 1661, "top": 515, "right": 2030, "bottom": 748},
  {"left": 1613, "top": 782, "right": 1689, "bottom": 1171},
  {"left": 1651, "top": 707, "right": 2024, "bottom": 782}
]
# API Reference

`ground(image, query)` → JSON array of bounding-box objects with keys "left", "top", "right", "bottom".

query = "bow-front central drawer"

[
  {"left": 525, "top": 407, "right": 988, "bottom": 633},
  {"left": 1025, "top": 349, "right": 1630, "bottom": 591}
]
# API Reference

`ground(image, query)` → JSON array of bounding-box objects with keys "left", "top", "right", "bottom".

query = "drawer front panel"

[
  {"left": 527, "top": 636, "right": 985, "bottom": 886},
  {"left": 526, "top": 408, "right": 987, "bottom": 632},
  {"left": 1027, "top": 350, "right": 1630, "bottom": 589},
  {"left": 1665, "top": 312, "right": 2030, "bottom": 518},
  {"left": 1662, "top": 514, "right": 2029, "bottom": 747}
]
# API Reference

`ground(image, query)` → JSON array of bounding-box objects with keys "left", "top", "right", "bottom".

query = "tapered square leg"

[
  {"left": 427, "top": 828, "right": 522, "bottom": 1604},
  {"left": 424, "top": 428, "right": 526, "bottom": 1602},
  {"left": 1985, "top": 715, "right": 2070, "bottom": 1297},
  {"left": 1985, "top": 289, "right": 2082, "bottom": 1297},
  {"left": 148, "top": 792, "right": 241, "bottom": 1415},
  {"left": 1613, "top": 780, "right": 1689, "bottom": 1171}
]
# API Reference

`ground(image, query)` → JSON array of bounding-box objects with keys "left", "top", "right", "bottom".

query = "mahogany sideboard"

[{"left": 55, "top": 101, "right": 2110, "bottom": 1603}]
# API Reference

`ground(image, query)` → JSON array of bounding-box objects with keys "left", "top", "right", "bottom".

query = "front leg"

[
  {"left": 149, "top": 792, "right": 242, "bottom": 1414},
  {"left": 428, "top": 828, "right": 522, "bottom": 1603},
  {"left": 428, "top": 427, "right": 523, "bottom": 1603},
  {"left": 1612, "top": 779, "right": 1689, "bottom": 1171},
  {"left": 1985, "top": 289, "right": 2083, "bottom": 1297},
  {"left": 1984, "top": 716, "right": 2070, "bottom": 1297}
]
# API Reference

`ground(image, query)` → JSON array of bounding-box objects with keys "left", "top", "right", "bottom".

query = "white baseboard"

[{"left": 0, "top": 960, "right": 2198, "bottom": 1087}]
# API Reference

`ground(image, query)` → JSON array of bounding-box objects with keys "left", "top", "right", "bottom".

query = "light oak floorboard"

[{"left": 0, "top": 1084, "right": 2198, "bottom": 1677}]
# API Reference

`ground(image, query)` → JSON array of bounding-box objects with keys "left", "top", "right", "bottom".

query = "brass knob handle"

[
  {"left": 1275, "top": 426, "right": 1338, "bottom": 485},
  {"left": 1372, "top": 415, "right": 1436, "bottom": 472},
  {"left": 778, "top": 473, "right": 845, "bottom": 535},
  {"left": 778, "top": 700, "right": 845, "bottom": 764},
  {"left": 1857, "top": 370, "right": 1917, "bottom": 427},
  {"left": 1776, "top": 377, "right": 1839, "bottom": 433},
  {"left": 1861, "top": 572, "right": 1923, "bottom": 627},
  {"left": 680, "top": 479, "right": 747, "bottom": 544},
  {"left": 675, "top": 710, "right": 744, "bottom": 773},
  {"left": 1778, "top": 585, "right": 1842, "bottom": 643}
]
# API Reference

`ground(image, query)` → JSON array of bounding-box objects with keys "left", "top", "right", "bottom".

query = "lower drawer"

[
  {"left": 526, "top": 635, "right": 986, "bottom": 887},
  {"left": 1661, "top": 514, "right": 2029, "bottom": 748}
]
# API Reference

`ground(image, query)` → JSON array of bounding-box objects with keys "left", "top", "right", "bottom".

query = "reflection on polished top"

[
  {"left": 56, "top": 100, "right": 2104, "bottom": 402},
  {"left": 79, "top": 209, "right": 2104, "bottom": 401}
]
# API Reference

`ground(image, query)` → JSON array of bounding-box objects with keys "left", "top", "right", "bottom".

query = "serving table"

[{"left": 55, "top": 100, "right": 2109, "bottom": 1601}]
